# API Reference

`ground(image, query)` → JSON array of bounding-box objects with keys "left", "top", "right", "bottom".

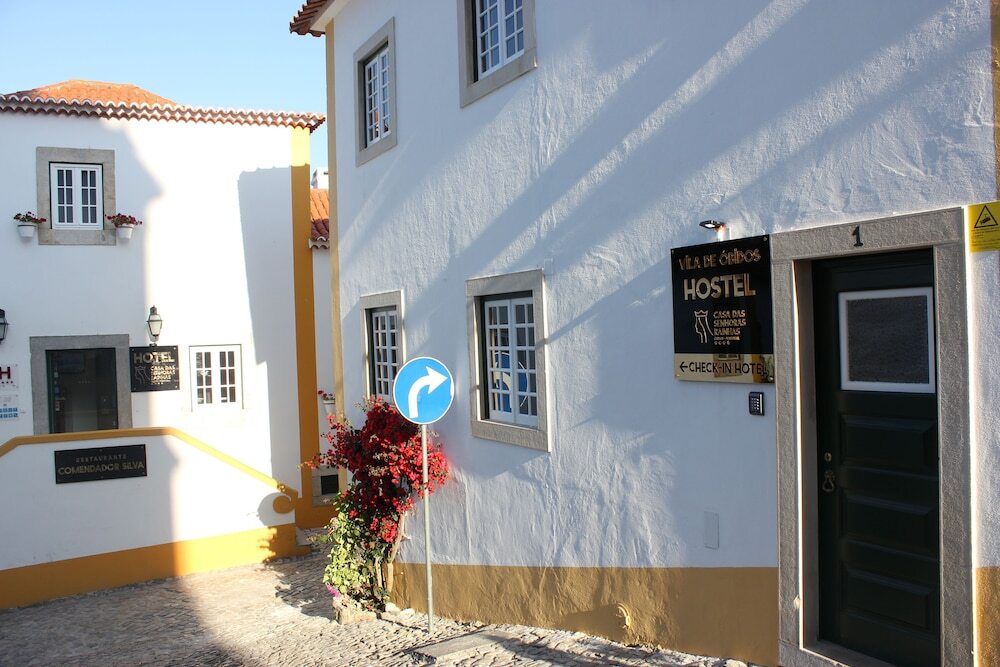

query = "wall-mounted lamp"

[
  {"left": 146, "top": 306, "right": 163, "bottom": 346},
  {"left": 698, "top": 219, "right": 727, "bottom": 241},
  {"left": 698, "top": 219, "right": 726, "bottom": 232},
  {"left": 0, "top": 309, "right": 8, "bottom": 345}
]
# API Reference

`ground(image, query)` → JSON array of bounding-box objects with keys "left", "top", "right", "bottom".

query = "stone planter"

[{"left": 332, "top": 596, "right": 377, "bottom": 624}]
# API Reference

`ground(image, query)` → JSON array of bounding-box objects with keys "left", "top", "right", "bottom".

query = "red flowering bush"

[{"left": 307, "top": 397, "right": 449, "bottom": 607}]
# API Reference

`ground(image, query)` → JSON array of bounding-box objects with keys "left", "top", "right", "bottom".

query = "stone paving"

[{"left": 0, "top": 551, "right": 750, "bottom": 666}]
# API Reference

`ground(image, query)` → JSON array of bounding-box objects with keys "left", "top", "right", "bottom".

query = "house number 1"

[{"left": 851, "top": 226, "right": 864, "bottom": 247}]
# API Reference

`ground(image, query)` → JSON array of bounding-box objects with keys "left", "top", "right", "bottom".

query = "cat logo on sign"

[{"left": 967, "top": 201, "right": 1000, "bottom": 252}]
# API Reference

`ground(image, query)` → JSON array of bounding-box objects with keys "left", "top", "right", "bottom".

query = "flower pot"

[
  {"left": 17, "top": 224, "right": 36, "bottom": 238},
  {"left": 322, "top": 399, "right": 336, "bottom": 416},
  {"left": 116, "top": 224, "right": 135, "bottom": 240}
]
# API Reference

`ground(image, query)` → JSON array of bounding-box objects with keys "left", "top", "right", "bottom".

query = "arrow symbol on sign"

[{"left": 407, "top": 366, "right": 448, "bottom": 420}]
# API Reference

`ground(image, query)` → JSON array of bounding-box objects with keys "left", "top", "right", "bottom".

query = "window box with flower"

[
  {"left": 13, "top": 211, "right": 46, "bottom": 238},
  {"left": 318, "top": 389, "right": 336, "bottom": 416},
  {"left": 107, "top": 213, "right": 143, "bottom": 240}
]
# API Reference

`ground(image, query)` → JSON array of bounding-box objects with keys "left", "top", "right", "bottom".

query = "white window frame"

[
  {"left": 481, "top": 295, "right": 538, "bottom": 427},
  {"left": 50, "top": 163, "right": 104, "bottom": 228},
  {"left": 354, "top": 18, "right": 397, "bottom": 166},
  {"left": 475, "top": 0, "right": 526, "bottom": 79},
  {"left": 36, "top": 147, "right": 116, "bottom": 246},
  {"left": 467, "top": 269, "right": 549, "bottom": 451},
  {"left": 189, "top": 345, "right": 243, "bottom": 409},
  {"left": 360, "top": 290, "right": 404, "bottom": 401},
  {"left": 457, "top": 0, "right": 537, "bottom": 107},
  {"left": 363, "top": 45, "right": 391, "bottom": 148}
]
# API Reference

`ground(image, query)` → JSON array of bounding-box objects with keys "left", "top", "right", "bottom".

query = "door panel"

[{"left": 813, "top": 249, "right": 939, "bottom": 667}]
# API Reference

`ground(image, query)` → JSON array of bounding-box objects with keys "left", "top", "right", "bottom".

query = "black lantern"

[
  {"left": 0, "top": 309, "right": 7, "bottom": 344},
  {"left": 146, "top": 306, "right": 163, "bottom": 345},
  {"left": 698, "top": 219, "right": 726, "bottom": 232}
]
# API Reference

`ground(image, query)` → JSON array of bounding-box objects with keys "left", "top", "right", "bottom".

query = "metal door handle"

[{"left": 822, "top": 470, "right": 836, "bottom": 493}]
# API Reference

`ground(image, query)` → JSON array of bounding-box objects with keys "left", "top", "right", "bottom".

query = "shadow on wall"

[
  {"left": 336, "top": 0, "right": 969, "bottom": 573},
  {"left": 0, "top": 439, "right": 180, "bottom": 609},
  {"left": 333, "top": 0, "right": 967, "bottom": 350},
  {"left": 237, "top": 166, "right": 307, "bottom": 494},
  {"left": 0, "top": 118, "right": 181, "bottom": 606},
  {"left": 0, "top": 431, "right": 306, "bottom": 611}
]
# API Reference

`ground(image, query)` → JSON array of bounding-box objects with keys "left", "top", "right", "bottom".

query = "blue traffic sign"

[{"left": 392, "top": 357, "right": 455, "bottom": 425}]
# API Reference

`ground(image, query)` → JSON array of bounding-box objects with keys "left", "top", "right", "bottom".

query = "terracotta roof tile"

[
  {"left": 0, "top": 80, "right": 325, "bottom": 132},
  {"left": 9, "top": 80, "right": 177, "bottom": 106},
  {"left": 310, "top": 188, "right": 330, "bottom": 248},
  {"left": 290, "top": 0, "right": 334, "bottom": 36}
]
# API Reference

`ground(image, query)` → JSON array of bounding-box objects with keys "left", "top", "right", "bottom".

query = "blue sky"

[{"left": 0, "top": 1, "right": 329, "bottom": 170}]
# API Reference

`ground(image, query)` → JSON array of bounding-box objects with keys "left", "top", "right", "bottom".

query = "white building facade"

[
  {"left": 293, "top": 2, "right": 1000, "bottom": 665},
  {"left": 0, "top": 81, "right": 334, "bottom": 608}
]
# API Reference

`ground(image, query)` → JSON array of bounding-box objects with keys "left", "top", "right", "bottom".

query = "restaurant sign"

[
  {"left": 130, "top": 346, "right": 180, "bottom": 392},
  {"left": 671, "top": 235, "right": 774, "bottom": 383},
  {"left": 55, "top": 444, "right": 147, "bottom": 484}
]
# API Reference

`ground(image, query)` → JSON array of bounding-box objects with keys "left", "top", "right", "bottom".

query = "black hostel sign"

[{"left": 670, "top": 235, "right": 774, "bottom": 383}]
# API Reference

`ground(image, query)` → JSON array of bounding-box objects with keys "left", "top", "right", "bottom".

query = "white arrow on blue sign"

[{"left": 392, "top": 357, "right": 455, "bottom": 425}]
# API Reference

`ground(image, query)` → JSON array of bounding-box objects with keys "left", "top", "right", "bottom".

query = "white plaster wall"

[
  {"left": 313, "top": 249, "right": 335, "bottom": 444},
  {"left": 0, "top": 112, "right": 304, "bottom": 557},
  {"left": 971, "top": 247, "right": 1000, "bottom": 567},
  {"left": 330, "top": 1, "right": 995, "bottom": 569},
  {"left": 0, "top": 434, "right": 291, "bottom": 570}
]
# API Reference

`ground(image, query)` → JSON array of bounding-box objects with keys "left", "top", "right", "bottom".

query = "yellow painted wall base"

[
  {"left": 0, "top": 524, "right": 309, "bottom": 609},
  {"left": 393, "top": 562, "right": 778, "bottom": 666},
  {"left": 978, "top": 567, "right": 1000, "bottom": 666}
]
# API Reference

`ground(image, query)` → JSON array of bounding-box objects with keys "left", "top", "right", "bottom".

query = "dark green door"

[{"left": 813, "top": 250, "right": 940, "bottom": 667}]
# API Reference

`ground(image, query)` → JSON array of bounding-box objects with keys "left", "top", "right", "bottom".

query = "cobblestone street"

[{"left": 0, "top": 552, "right": 749, "bottom": 666}]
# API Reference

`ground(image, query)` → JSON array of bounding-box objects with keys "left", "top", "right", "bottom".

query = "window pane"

[
  {"left": 47, "top": 348, "right": 118, "bottom": 433},
  {"left": 846, "top": 296, "right": 929, "bottom": 384},
  {"left": 839, "top": 288, "right": 934, "bottom": 392},
  {"left": 483, "top": 295, "right": 538, "bottom": 426},
  {"left": 368, "top": 308, "right": 399, "bottom": 399},
  {"left": 191, "top": 346, "right": 241, "bottom": 407},
  {"left": 364, "top": 46, "right": 390, "bottom": 146}
]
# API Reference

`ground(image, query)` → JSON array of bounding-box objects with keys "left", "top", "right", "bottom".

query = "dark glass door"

[{"left": 47, "top": 348, "right": 118, "bottom": 433}]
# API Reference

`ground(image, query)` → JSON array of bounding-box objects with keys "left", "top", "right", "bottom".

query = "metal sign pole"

[
  {"left": 393, "top": 357, "right": 452, "bottom": 635},
  {"left": 422, "top": 423, "right": 433, "bottom": 632}
]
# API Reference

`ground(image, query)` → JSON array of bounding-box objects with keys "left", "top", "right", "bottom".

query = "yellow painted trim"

[
  {"left": 0, "top": 524, "right": 309, "bottom": 609},
  {"left": 394, "top": 562, "right": 779, "bottom": 667},
  {"left": 291, "top": 126, "right": 337, "bottom": 528},
  {"left": 993, "top": 0, "right": 1000, "bottom": 197},
  {"left": 0, "top": 427, "right": 299, "bottom": 509},
  {"left": 978, "top": 567, "right": 1000, "bottom": 666}
]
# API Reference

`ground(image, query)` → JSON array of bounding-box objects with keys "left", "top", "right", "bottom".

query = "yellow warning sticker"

[{"left": 967, "top": 202, "right": 1000, "bottom": 252}]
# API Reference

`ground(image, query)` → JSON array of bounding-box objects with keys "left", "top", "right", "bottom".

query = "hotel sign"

[
  {"left": 55, "top": 445, "right": 147, "bottom": 484},
  {"left": 671, "top": 235, "right": 774, "bottom": 383},
  {"left": 130, "top": 346, "right": 180, "bottom": 392}
]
